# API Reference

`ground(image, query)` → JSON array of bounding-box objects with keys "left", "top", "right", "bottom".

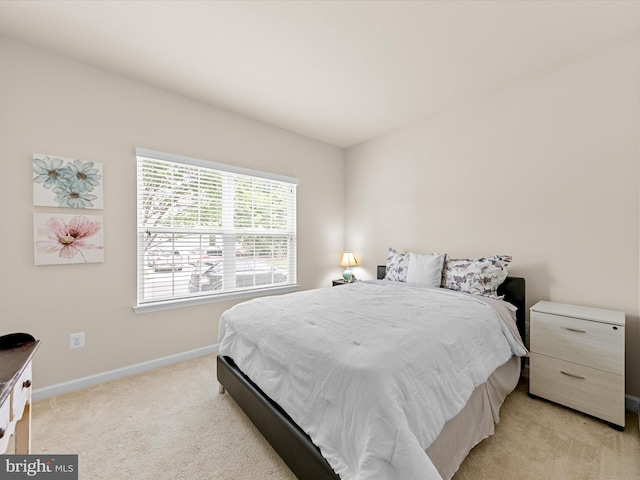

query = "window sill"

[{"left": 133, "top": 284, "right": 300, "bottom": 314}]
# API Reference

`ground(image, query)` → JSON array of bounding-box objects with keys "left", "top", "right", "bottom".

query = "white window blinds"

[{"left": 136, "top": 149, "right": 297, "bottom": 309}]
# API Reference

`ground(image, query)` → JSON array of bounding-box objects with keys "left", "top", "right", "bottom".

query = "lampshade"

[{"left": 339, "top": 251, "right": 358, "bottom": 268}]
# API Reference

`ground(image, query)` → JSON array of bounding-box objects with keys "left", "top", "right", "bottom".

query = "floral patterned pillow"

[
  {"left": 441, "top": 255, "right": 512, "bottom": 298},
  {"left": 384, "top": 247, "right": 409, "bottom": 282}
]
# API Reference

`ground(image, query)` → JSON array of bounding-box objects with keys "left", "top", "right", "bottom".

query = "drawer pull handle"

[
  {"left": 561, "top": 371, "right": 586, "bottom": 380},
  {"left": 0, "top": 428, "right": 4, "bottom": 439},
  {"left": 561, "top": 327, "right": 586, "bottom": 333},
  {"left": 22, "top": 379, "right": 31, "bottom": 388}
]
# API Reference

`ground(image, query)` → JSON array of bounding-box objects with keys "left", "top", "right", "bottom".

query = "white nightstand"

[{"left": 529, "top": 300, "right": 625, "bottom": 429}]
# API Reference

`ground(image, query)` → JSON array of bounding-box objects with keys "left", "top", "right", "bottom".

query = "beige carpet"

[{"left": 16, "top": 354, "right": 640, "bottom": 479}]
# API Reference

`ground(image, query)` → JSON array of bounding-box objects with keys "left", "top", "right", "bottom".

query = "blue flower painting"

[{"left": 33, "top": 154, "right": 104, "bottom": 209}]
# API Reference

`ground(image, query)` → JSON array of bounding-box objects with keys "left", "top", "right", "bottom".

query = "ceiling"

[{"left": 0, "top": 1, "right": 639, "bottom": 148}]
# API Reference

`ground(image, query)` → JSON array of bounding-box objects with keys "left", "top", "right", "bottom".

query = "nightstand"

[
  {"left": 332, "top": 279, "right": 351, "bottom": 286},
  {"left": 529, "top": 300, "right": 625, "bottom": 429}
]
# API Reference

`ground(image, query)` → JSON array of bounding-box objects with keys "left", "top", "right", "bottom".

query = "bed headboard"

[{"left": 376, "top": 265, "right": 526, "bottom": 343}]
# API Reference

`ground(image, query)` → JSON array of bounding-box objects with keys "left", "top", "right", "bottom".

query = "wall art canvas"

[
  {"left": 33, "top": 153, "right": 104, "bottom": 209},
  {"left": 34, "top": 213, "right": 104, "bottom": 265}
]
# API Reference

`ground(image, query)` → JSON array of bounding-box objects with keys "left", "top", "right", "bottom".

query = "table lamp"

[{"left": 339, "top": 251, "right": 358, "bottom": 282}]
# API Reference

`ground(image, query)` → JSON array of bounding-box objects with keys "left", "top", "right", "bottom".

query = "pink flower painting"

[{"left": 34, "top": 214, "right": 104, "bottom": 265}]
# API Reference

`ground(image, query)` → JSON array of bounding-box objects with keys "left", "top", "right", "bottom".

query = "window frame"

[{"left": 133, "top": 148, "right": 299, "bottom": 314}]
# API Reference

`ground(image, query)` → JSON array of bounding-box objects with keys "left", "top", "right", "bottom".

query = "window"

[{"left": 135, "top": 148, "right": 298, "bottom": 312}]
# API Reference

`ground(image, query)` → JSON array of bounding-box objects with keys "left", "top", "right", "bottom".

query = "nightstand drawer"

[
  {"left": 530, "top": 353, "right": 625, "bottom": 427},
  {"left": 530, "top": 311, "right": 624, "bottom": 374}
]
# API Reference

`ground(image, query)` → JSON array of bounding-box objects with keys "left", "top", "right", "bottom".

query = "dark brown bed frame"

[{"left": 217, "top": 268, "right": 526, "bottom": 480}]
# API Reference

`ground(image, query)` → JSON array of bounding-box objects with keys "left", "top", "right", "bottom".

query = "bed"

[{"left": 217, "top": 265, "right": 526, "bottom": 480}]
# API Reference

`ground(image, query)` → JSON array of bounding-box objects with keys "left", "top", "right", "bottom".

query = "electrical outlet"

[{"left": 70, "top": 332, "right": 85, "bottom": 349}]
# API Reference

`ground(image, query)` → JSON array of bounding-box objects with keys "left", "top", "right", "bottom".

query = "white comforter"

[{"left": 218, "top": 280, "right": 527, "bottom": 480}]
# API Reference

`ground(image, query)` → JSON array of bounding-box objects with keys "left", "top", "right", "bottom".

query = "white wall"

[
  {"left": 345, "top": 38, "right": 640, "bottom": 396},
  {"left": 3, "top": 33, "right": 638, "bottom": 398},
  {"left": 0, "top": 38, "right": 345, "bottom": 389}
]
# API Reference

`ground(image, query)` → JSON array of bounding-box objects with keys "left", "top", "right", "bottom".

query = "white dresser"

[
  {"left": 529, "top": 300, "right": 625, "bottom": 429},
  {"left": 0, "top": 339, "right": 39, "bottom": 453}
]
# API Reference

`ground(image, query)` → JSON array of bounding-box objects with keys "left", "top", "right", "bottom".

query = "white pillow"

[{"left": 406, "top": 252, "right": 446, "bottom": 287}]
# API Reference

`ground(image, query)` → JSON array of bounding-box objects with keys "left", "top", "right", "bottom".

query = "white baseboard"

[
  {"left": 33, "top": 344, "right": 219, "bottom": 402},
  {"left": 34, "top": 347, "right": 640, "bottom": 418}
]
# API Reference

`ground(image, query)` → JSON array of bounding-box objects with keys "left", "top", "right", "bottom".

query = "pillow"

[
  {"left": 384, "top": 247, "right": 409, "bottom": 282},
  {"left": 406, "top": 252, "right": 445, "bottom": 288},
  {"left": 441, "top": 255, "right": 512, "bottom": 298}
]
